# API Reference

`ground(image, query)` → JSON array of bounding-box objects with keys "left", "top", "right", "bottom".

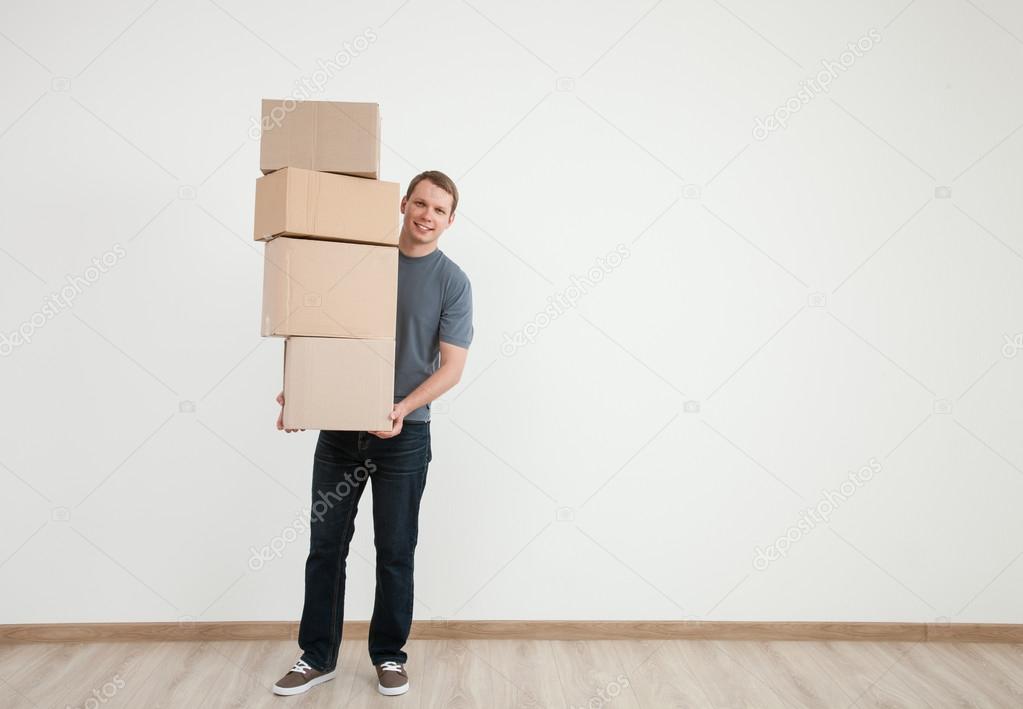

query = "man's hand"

[
  {"left": 275, "top": 391, "right": 305, "bottom": 433},
  {"left": 370, "top": 404, "right": 407, "bottom": 439}
]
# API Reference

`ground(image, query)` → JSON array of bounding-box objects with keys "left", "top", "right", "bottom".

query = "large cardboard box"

[
  {"left": 254, "top": 167, "right": 399, "bottom": 246},
  {"left": 283, "top": 336, "right": 395, "bottom": 432},
  {"left": 262, "top": 236, "right": 397, "bottom": 338},
  {"left": 260, "top": 99, "right": 380, "bottom": 178}
]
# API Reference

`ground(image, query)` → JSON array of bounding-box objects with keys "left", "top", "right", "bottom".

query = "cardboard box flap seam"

[
  {"left": 283, "top": 246, "right": 293, "bottom": 327},
  {"left": 307, "top": 170, "right": 321, "bottom": 235},
  {"left": 378, "top": 344, "right": 391, "bottom": 412},
  {"left": 311, "top": 104, "right": 319, "bottom": 171}
]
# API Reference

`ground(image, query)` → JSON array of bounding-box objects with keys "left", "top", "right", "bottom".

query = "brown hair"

[{"left": 405, "top": 170, "right": 459, "bottom": 215}]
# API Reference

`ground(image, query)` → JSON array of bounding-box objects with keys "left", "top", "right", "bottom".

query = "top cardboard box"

[{"left": 259, "top": 99, "right": 380, "bottom": 179}]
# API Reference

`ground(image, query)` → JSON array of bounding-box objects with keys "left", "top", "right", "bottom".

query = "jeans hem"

[{"left": 299, "top": 655, "right": 335, "bottom": 674}]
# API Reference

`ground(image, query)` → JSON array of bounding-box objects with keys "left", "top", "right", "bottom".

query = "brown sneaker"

[
  {"left": 375, "top": 660, "right": 409, "bottom": 696},
  {"left": 272, "top": 658, "right": 337, "bottom": 696}
]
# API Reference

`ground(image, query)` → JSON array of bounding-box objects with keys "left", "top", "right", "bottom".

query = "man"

[{"left": 271, "top": 171, "right": 473, "bottom": 698}]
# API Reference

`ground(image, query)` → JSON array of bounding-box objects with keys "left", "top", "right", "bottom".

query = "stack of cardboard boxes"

[{"left": 254, "top": 99, "right": 400, "bottom": 431}]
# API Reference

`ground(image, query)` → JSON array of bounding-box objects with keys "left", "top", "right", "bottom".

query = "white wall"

[{"left": 2, "top": 0, "right": 1023, "bottom": 626}]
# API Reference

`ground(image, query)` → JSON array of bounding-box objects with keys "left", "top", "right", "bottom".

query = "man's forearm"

[{"left": 397, "top": 363, "right": 462, "bottom": 417}]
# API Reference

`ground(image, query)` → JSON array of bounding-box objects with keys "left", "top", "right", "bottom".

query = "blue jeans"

[{"left": 297, "top": 421, "right": 431, "bottom": 671}]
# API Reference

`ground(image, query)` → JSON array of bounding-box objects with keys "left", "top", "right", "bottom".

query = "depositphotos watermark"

[
  {"left": 1002, "top": 332, "right": 1023, "bottom": 358},
  {"left": 248, "top": 27, "right": 379, "bottom": 140},
  {"left": 570, "top": 674, "right": 631, "bottom": 709},
  {"left": 752, "top": 457, "right": 882, "bottom": 571},
  {"left": 64, "top": 673, "right": 125, "bottom": 709},
  {"left": 752, "top": 28, "right": 881, "bottom": 141},
  {"left": 1, "top": 243, "right": 126, "bottom": 357},
  {"left": 501, "top": 244, "right": 630, "bottom": 357},
  {"left": 248, "top": 459, "right": 376, "bottom": 570}
]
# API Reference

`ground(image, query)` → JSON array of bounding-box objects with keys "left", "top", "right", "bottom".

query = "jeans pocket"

[{"left": 375, "top": 424, "right": 429, "bottom": 475}]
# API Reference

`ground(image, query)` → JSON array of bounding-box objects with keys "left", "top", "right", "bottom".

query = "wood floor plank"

[
  {"left": 611, "top": 639, "right": 713, "bottom": 708},
  {"left": 3, "top": 641, "right": 163, "bottom": 708},
  {"left": 191, "top": 640, "right": 296, "bottom": 709},
  {"left": 198, "top": 639, "right": 298, "bottom": 708},
  {"left": 473, "top": 639, "right": 564, "bottom": 708},
  {"left": 103, "top": 641, "right": 226, "bottom": 708},
  {"left": 420, "top": 639, "right": 512, "bottom": 708},
  {"left": 881, "top": 643, "right": 1011, "bottom": 709},
  {"left": 723, "top": 640, "right": 854, "bottom": 708},
  {"left": 48, "top": 641, "right": 158, "bottom": 709},
  {"left": 0, "top": 640, "right": 67, "bottom": 707},
  {"left": 797, "top": 640, "right": 920, "bottom": 708},
  {"left": 679, "top": 639, "right": 798, "bottom": 708},
  {"left": 0, "top": 676, "right": 35, "bottom": 709},
  {"left": 857, "top": 642, "right": 969, "bottom": 708},
  {"left": 1, "top": 641, "right": 87, "bottom": 704},
  {"left": 549, "top": 640, "right": 642, "bottom": 709},
  {"left": 0, "top": 640, "right": 55, "bottom": 677},
  {"left": 769, "top": 639, "right": 904, "bottom": 707},
  {"left": 970, "top": 642, "right": 1023, "bottom": 700},
  {"left": 925, "top": 642, "right": 1023, "bottom": 707}
]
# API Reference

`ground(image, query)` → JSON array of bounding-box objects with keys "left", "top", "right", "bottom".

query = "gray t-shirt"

[{"left": 395, "top": 248, "right": 473, "bottom": 422}]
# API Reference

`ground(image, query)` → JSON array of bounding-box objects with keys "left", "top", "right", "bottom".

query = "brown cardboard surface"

[
  {"left": 283, "top": 336, "right": 395, "bottom": 432},
  {"left": 259, "top": 99, "right": 380, "bottom": 178},
  {"left": 262, "top": 236, "right": 397, "bottom": 338},
  {"left": 254, "top": 167, "right": 400, "bottom": 246}
]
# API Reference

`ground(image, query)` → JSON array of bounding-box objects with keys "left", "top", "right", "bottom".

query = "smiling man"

[{"left": 273, "top": 171, "right": 473, "bottom": 698}]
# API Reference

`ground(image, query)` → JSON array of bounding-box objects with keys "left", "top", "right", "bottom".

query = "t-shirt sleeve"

[{"left": 440, "top": 271, "right": 473, "bottom": 348}]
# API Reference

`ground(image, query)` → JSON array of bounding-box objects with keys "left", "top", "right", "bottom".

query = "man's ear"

[
  {"left": 448, "top": 212, "right": 456, "bottom": 227},
  {"left": 399, "top": 196, "right": 406, "bottom": 213}
]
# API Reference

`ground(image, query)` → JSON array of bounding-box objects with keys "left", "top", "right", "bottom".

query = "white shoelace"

[
  {"left": 290, "top": 659, "right": 312, "bottom": 675},
  {"left": 379, "top": 661, "right": 403, "bottom": 673}
]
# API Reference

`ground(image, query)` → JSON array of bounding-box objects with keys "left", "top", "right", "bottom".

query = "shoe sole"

[
  {"left": 377, "top": 682, "right": 409, "bottom": 696},
  {"left": 272, "top": 669, "right": 337, "bottom": 696}
]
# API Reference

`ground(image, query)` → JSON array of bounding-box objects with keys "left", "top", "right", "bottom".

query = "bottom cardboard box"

[{"left": 283, "top": 336, "right": 395, "bottom": 432}]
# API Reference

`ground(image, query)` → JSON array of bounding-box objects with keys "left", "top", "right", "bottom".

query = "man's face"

[{"left": 400, "top": 180, "right": 455, "bottom": 247}]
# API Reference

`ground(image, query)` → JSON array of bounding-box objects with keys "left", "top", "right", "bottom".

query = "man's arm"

[
  {"left": 370, "top": 341, "right": 468, "bottom": 437},
  {"left": 400, "top": 340, "right": 469, "bottom": 415}
]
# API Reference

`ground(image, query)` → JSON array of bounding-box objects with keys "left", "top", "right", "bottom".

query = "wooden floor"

[{"left": 2, "top": 638, "right": 1022, "bottom": 708}]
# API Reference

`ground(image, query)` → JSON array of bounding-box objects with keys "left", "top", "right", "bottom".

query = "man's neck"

[{"left": 398, "top": 235, "right": 439, "bottom": 258}]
